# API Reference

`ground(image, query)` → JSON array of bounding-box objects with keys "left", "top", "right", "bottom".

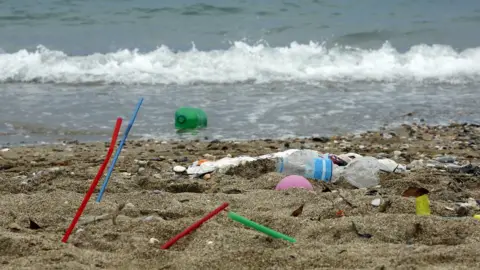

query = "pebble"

[
  {"left": 149, "top": 238, "right": 160, "bottom": 244},
  {"left": 125, "top": 203, "right": 135, "bottom": 209},
  {"left": 393, "top": 150, "right": 402, "bottom": 159},
  {"left": 8, "top": 222, "right": 21, "bottom": 231},
  {"left": 435, "top": 155, "right": 456, "bottom": 163},
  {"left": 173, "top": 165, "right": 186, "bottom": 173},
  {"left": 153, "top": 174, "right": 162, "bottom": 179},
  {"left": 135, "top": 159, "right": 148, "bottom": 165},
  {"left": 120, "top": 172, "right": 132, "bottom": 178},
  {"left": 382, "top": 133, "right": 393, "bottom": 139},
  {"left": 138, "top": 167, "right": 145, "bottom": 174},
  {"left": 143, "top": 216, "right": 164, "bottom": 222},
  {"left": 203, "top": 174, "right": 211, "bottom": 180},
  {"left": 1, "top": 148, "right": 10, "bottom": 152},
  {"left": 371, "top": 198, "right": 381, "bottom": 207}
]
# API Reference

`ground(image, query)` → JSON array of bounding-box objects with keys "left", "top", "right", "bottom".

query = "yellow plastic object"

[
  {"left": 473, "top": 215, "right": 480, "bottom": 221},
  {"left": 416, "top": 194, "right": 431, "bottom": 216}
]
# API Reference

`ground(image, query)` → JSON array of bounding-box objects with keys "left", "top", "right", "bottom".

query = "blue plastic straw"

[{"left": 96, "top": 97, "right": 144, "bottom": 202}]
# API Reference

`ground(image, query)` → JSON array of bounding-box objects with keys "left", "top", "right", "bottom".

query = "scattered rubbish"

[
  {"left": 185, "top": 149, "right": 407, "bottom": 184},
  {"left": 371, "top": 198, "right": 381, "bottom": 207},
  {"left": 402, "top": 187, "right": 429, "bottom": 198},
  {"left": 161, "top": 203, "right": 229, "bottom": 249},
  {"left": 415, "top": 194, "right": 431, "bottom": 216},
  {"left": 227, "top": 211, "right": 296, "bottom": 243},
  {"left": 291, "top": 204, "right": 305, "bottom": 217},
  {"left": 62, "top": 117, "right": 123, "bottom": 243},
  {"left": 275, "top": 175, "right": 313, "bottom": 191},
  {"left": 29, "top": 218, "right": 41, "bottom": 230},
  {"left": 276, "top": 150, "right": 333, "bottom": 182},
  {"left": 175, "top": 107, "right": 208, "bottom": 130},
  {"left": 0, "top": 148, "right": 9, "bottom": 152},
  {"left": 337, "top": 153, "right": 362, "bottom": 163},
  {"left": 336, "top": 210, "right": 345, "bottom": 217},
  {"left": 328, "top": 154, "right": 348, "bottom": 166},
  {"left": 455, "top": 198, "right": 479, "bottom": 210},
  {"left": 342, "top": 157, "right": 385, "bottom": 188},
  {"left": 97, "top": 97, "right": 144, "bottom": 203},
  {"left": 473, "top": 215, "right": 480, "bottom": 221},
  {"left": 351, "top": 222, "right": 372, "bottom": 239}
]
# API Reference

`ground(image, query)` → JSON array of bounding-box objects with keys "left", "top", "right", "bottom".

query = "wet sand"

[{"left": 1, "top": 123, "right": 480, "bottom": 269}]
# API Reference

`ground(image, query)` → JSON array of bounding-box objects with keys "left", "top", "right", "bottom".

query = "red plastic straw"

[
  {"left": 161, "top": 202, "right": 229, "bottom": 249},
  {"left": 61, "top": 117, "right": 123, "bottom": 243}
]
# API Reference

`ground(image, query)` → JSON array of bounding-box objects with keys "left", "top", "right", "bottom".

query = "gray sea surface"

[{"left": 1, "top": 0, "right": 480, "bottom": 145}]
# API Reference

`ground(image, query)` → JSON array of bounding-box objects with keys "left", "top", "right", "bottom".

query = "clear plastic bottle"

[
  {"left": 276, "top": 150, "right": 334, "bottom": 182},
  {"left": 276, "top": 150, "right": 320, "bottom": 176},
  {"left": 341, "top": 156, "right": 384, "bottom": 188}
]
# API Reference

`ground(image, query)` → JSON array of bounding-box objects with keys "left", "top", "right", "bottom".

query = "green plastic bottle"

[{"left": 174, "top": 107, "right": 208, "bottom": 130}]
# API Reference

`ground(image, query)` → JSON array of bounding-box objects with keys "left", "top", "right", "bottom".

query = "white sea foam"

[{"left": 1, "top": 41, "right": 480, "bottom": 85}]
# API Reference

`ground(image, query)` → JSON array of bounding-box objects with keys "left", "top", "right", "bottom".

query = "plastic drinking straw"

[
  {"left": 62, "top": 117, "right": 123, "bottom": 243},
  {"left": 227, "top": 211, "right": 296, "bottom": 243},
  {"left": 96, "top": 97, "right": 144, "bottom": 202},
  {"left": 161, "top": 202, "right": 229, "bottom": 249}
]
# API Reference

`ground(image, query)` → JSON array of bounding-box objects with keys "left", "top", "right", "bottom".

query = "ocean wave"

[{"left": 1, "top": 41, "right": 480, "bottom": 85}]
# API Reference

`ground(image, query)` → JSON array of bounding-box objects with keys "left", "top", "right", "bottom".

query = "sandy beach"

[{"left": 1, "top": 123, "right": 480, "bottom": 269}]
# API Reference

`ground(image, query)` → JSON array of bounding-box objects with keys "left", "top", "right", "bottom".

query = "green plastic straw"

[{"left": 227, "top": 211, "right": 296, "bottom": 243}]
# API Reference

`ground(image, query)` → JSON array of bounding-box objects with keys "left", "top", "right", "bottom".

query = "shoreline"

[{"left": 1, "top": 122, "right": 480, "bottom": 269}]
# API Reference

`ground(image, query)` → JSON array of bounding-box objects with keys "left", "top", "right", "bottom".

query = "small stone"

[
  {"left": 203, "top": 154, "right": 215, "bottom": 159},
  {"left": 203, "top": 174, "right": 211, "bottom": 180},
  {"left": 8, "top": 223, "right": 22, "bottom": 232},
  {"left": 173, "top": 165, "right": 186, "bottom": 173},
  {"left": 207, "top": 240, "right": 214, "bottom": 245},
  {"left": 120, "top": 172, "right": 132, "bottom": 178},
  {"left": 435, "top": 156, "right": 456, "bottom": 163},
  {"left": 125, "top": 203, "right": 135, "bottom": 209},
  {"left": 153, "top": 174, "right": 162, "bottom": 179},
  {"left": 149, "top": 238, "right": 160, "bottom": 244},
  {"left": 382, "top": 133, "right": 393, "bottom": 139},
  {"left": 371, "top": 198, "right": 381, "bottom": 207},
  {"left": 135, "top": 160, "right": 148, "bottom": 165},
  {"left": 393, "top": 150, "right": 402, "bottom": 158},
  {"left": 1, "top": 148, "right": 9, "bottom": 152},
  {"left": 359, "top": 145, "right": 365, "bottom": 149},
  {"left": 76, "top": 228, "right": 85, "bottom": 234},
  {"left": 138, "top": 167, "right": 145, "bottom": 173}
]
